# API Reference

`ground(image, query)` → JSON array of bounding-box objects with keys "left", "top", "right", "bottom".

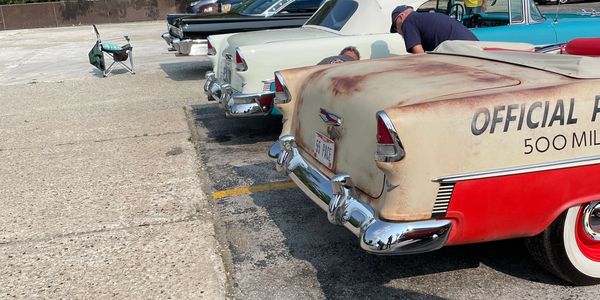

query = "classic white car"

[
  {"left": 204, "top": 0, "right": 600, "bottom": 117},
  {"left": 204, "top": 0, "right": 419, "bottom": 115},
  {"left": 268, "top": 39, "right": 600, "bottom": 285}
]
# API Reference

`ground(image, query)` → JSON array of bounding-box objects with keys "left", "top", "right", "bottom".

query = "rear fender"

[{"left": 207, "top": 33, "right": 237, "bottom": 74}]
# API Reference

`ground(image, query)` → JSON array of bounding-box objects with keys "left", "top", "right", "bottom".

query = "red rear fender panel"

[{"left": 445, "top": 163, "right": 600, "bottom": 246}]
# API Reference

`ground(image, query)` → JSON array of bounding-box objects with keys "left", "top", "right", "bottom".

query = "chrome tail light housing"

[
  {"left": 375, "top": 111, "right": 404, "bottom": 162},
  {"left": 273, "top": 71, "right": 291, "bottom": 104},
  {"left": 207, "top": 38, "right": 216, "bottom": 56},
  {"left": 235, "top": 48, "right": 247, "bottom": 71}
]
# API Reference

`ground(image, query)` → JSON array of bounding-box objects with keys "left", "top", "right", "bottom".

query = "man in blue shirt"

[{"left": 390, "top": 5, "right": 478, "bottom": 54}]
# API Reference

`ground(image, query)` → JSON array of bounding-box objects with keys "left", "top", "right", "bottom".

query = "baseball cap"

[{"left": 390, "top": 5, "right": 412, "bottom": 33}]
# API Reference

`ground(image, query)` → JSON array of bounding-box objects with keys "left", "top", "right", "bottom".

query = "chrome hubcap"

[{"left": 582, "top": 201, "right": 600, "bottom": 241}]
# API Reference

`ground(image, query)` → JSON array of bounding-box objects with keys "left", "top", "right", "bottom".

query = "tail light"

[
  {"left": 273, "top": 71, "right": 291, "bottom": 104},
  {"left": 235, "top": 48, "right": 247, "bottom": 71},
  {"left": 375, "top": 111, "right": 404, "bottom": 162},
  {"left": 257, "top": 93, "right": 275, "bottom": 110},
  {"left": 207, "top": 39, "right": 216, "bottom": 56}
]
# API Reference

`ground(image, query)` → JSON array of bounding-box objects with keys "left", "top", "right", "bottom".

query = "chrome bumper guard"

[
  {"left": 219, "top": 84, "right": 273, "bottom": 118},
  {"left": 269, "top": 135, "right": 452, "bottom": 255},
  {"left": 203, "top": 71, "right": 220, "bottom": 101},
  {"left": 161, "top": 32, "right": 176, "bottom": 48}
]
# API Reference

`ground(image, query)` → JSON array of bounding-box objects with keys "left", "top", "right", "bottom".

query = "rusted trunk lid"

[{"left": 291, "top": 54, "right": 522, "bottom": 198}]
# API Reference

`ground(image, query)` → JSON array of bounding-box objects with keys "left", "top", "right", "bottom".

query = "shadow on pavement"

[
  {"left": 190, "top": 103, "right": 282, "bottom": 146},
  {"left": 89, "top": 68, "right": 132, "bottom": 78},
  {"left": 237, "top": 186, "right": 566, "bottom": 298},
  {"left": 160, "top": 60, "right": 211, "bottom": 81}
]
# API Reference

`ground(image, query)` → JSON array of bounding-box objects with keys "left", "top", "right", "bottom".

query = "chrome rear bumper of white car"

[
  {"left": 161, "top": 32, "right": 175, "bottom": 48},
  {"left": 203, "top": 72, "right": 273, "bottom": 117},
  {"left": 163, "top": 33, "right": 208, "bottom": 56},
  {"left": 173, "top": 38, "right": 207, "bottom": 56},
  {"left": 269, "top": 135, "right": 453, "bottom": 255},
  {"left": 219, "top": 84, "right": 274, "bottom": 118}
]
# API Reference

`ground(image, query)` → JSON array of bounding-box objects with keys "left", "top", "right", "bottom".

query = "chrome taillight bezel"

[
  {"left": 235, "top": 48, "right": 247, "bottom": 71},
  {"left": 375, "top": 111, "right": 405, "bottom": 162},
  {"left": 207, "top": 38, "right": 216, "bottom": 56},
  {"left": 273, "top": 71, "right": 291, "bottom": 104}
]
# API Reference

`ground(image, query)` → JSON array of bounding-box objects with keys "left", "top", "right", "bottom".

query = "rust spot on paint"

[{"left": 330, "top": 75, "right": 367, "bottom": 96}]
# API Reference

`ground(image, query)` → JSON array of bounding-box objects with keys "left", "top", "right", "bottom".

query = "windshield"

[
  {"left": 236, "top": 0, "right": 284, "bottom": 15},
  {"left": 305, "top": 0, "right": 358, "bottom": 31},
  {"left": 529, "top": 0, "right": 544, "bottom": 22}
]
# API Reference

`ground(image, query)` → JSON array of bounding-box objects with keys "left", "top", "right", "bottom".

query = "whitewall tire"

[{"left": 526, "top": 202, "right": 600, "bottom": 285}]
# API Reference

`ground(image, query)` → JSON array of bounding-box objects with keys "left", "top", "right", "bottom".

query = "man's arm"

[{"left": 410, "top": 45, "right": 425, "bottom": 54}]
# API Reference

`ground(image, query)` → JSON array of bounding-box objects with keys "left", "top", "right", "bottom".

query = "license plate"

[{"left": 313, "top": 132, "right": 335, "bottom": 169}]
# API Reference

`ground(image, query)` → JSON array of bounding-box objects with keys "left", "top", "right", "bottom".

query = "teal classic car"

[
  {"left": 210, "top": 0, "right": 600, "bottom": 118},
  {"left": 440, "top": 0, "right": 600, "bottom": 45}
]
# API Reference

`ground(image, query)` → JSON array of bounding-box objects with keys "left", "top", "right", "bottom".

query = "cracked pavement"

[{"left": 0, "top": 22, "right": 226, "bottom": 298}]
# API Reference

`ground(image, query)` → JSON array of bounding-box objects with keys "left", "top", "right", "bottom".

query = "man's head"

[
  {"left": 390, "top": 5, "right": 413, "bottom": 34},
  {"left": 339, "top": 46, "right": 360, "bottom": 60}
]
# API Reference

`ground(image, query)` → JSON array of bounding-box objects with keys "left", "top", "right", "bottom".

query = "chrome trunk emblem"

[
  {"left": 319, "top": 108, "right": 342, "bottom": 139},
  {"left": 319, "top": 108, "right": 342, "bottom": 127}
]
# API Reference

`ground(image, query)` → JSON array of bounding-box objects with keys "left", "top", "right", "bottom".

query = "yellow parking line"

[{"left": 211, "top": 181, "right": 297, "bottom": 199}]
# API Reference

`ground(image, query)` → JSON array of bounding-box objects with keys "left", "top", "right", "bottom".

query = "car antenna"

[{"left": 553, "top": 0, "right": 561, "bottom": 24}]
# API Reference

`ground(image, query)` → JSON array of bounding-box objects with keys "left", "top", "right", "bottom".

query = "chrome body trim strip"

[
  {"left": 433, "top": 156, "right": 600, "bottom": 183},
  {"left": 270, "top": 135, "right": 452, "bottom": 255},
  {"left": 431, "top": 183, "right": 455, "bottom": 217}
]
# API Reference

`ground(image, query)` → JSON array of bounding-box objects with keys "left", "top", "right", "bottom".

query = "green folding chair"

[{"left": 88, "top": 24, "right": 134, "bottom": 77}]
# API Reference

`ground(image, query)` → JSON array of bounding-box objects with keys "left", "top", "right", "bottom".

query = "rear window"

[
  {"left": 305, "top": 0, "right": 358, "bottom": 31},
  {"left": 279, "top": 0, "right": 323, "bottom": 13}
]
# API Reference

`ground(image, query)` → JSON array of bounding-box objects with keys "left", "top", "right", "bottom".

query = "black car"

[{"left": 162, "top": 0, "right": 323, "bottom": 55}]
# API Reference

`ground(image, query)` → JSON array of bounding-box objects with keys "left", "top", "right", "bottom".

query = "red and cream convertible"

[{"left": 269, "top": 39, "right": 600, "bottom": 285}]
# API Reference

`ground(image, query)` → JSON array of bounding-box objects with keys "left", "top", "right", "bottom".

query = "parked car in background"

[
  {"left": 162, "top": 0, "right": 323, "bottom": 55},
  {"left": 269, "top": 39, "right": 600, "bottom": 285},
  {"left": 186, "top": 0, "right": 244, "bottom": 14},
  {"left": 162, "top": 0, "right": 245, "bottom": 50},
  {"left": 204, "top": 0, "right": 420, "bottom": 115},
  {"left": 205, "top": 0, "right": 600, "bottom": 118}
]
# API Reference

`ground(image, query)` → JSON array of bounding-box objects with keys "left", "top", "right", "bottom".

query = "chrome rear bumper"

[
  {"left": 161, "top": 32, "right": 176, "bottom": 48},
  {"left": 220, "top": 84, "right": 273, "bottom": 118},
  {"left": 163, "top": 32, "right": 207, "bottom": 56},
  {"left": 172, "top": 38, "right": 207, "bottom": 56},
  {"left": 269, "top": 135, "right": 452, "bottom": 255},
  {"left": 203, "top": 72, "right": 274, "bottom": 117}
]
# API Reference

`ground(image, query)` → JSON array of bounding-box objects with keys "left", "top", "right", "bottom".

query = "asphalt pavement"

[{"left": 188, "top": 103, "right": 599, "bottom": 299}]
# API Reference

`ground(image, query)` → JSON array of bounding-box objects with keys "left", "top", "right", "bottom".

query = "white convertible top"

[
  {"left": 308, "top": 0, "right": 427, "bottom": 35},
  {"left": 433, "top": 41, "right": 600, "bottom": 79}
]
